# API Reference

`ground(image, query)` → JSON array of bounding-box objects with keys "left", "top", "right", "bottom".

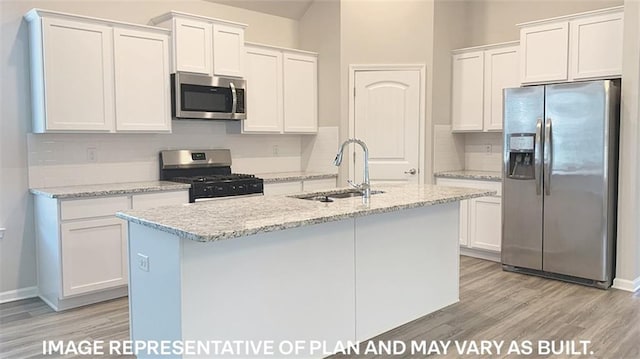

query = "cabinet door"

[
  {"left": 113, "top": 28, "right": 171, "bottom": 132},
  {"left": 569, "top": 12, "right": 623, "bottom": 80},
  {"left": 484, "top": 45, "right": 519, "bottom": 132},
  {"left": 61, "top": 217, "right": 128, "bottom": 297},
  {"left": 451, "top": 51, "right": 484, "bottom": 132},
  {"left": 212, "top": 24, "right": 245, "bottom": 78},
  {"left": 520, "top": 22, "right": 569, "bottom": 84},
  {"left": 459, "top": 199, "right": 469, "bottom": 246},
  {"left": 283, "top": 53, "right": 318, "bottom": 133},
  {"left": 174, "top": 18, "right": 212, "bottom": 75},
  {"left": 469, "top": 196, "right": 502, "bottom": 252},
  {"left": 41, "top": 18, "right": 114, "bottom": 132},
  {"left": 243, "top": 46, "right": 283, "bottom": 133}
]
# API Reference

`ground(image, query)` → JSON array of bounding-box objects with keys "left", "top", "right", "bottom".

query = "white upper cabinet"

[
  {"left": 519, "top": 6, "right": 623, "bottom": 85},
  {"left": 569, "top": 11, "right": 623, "bottom": 80},
  {"left": 451, "top": 42, "right": 518, "bottom": 132},
  {"left": 451, "top": 51, "right": 484, "bottom": 132},
  {"left": 243, "top": 45, "right": 283, "bottom": 133},
  {"left": 32, "top": 16, "right": 115, "bottom": 132},
  {"left": 212, "top": 24, "right": 245, "bottom": 78},
  {"left": 283, "top": 52, "right": 318, "bottom": 133},
  {"left": 173, "top": 17, "right": 212, "bottom": 75},
  {"left": 151, "top": 12, "right": 247, "bottom": 78},
  {"left": 240, "top": 43, "right": 318, "bottom": 134},
  {"left": 25, "top": 9, "right": 171, "bottom": 133},
  {"left": 519, "top": 22, "right": 569, "bottom": 84},
  {"left": 113, "top": 28, "right": 171, "bottom": 132},
  {"left": 484, "top": 45, "right": 519, "bottom": 131}
]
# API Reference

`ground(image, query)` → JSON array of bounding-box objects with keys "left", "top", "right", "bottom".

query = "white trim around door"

[{"left": 348, "top": 64, "right": 427, "bottom": 185}]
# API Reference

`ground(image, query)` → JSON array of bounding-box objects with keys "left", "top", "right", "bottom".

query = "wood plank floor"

[{"left": 1, "top": 256, "right": 638, "bottom": 358}]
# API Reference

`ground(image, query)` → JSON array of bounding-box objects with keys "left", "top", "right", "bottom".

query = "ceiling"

[{"left": 207, "top": 0, "right": 315, "bottom": 20}]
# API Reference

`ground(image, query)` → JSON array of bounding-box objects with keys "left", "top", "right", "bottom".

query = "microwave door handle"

[{"left": 230, "top": 82, "right": 237, "bottom": 119}]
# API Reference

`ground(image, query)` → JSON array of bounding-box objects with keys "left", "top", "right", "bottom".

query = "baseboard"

[
  {"left": 460, "top": 247, "right": 501, "bottom": 262},
  {"left": 0, "top": 286, "right": 38, "bottom": 304},
  {"left": 612, "top": 276, "right": 640, "bottom": 292}
]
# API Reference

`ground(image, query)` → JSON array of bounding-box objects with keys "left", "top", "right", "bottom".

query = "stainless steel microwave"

[{"left": 171, "top": 72, "right": 246, "bottom": 120}]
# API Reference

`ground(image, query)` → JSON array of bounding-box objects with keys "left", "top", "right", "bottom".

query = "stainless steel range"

[{"left": 160, "top": 149, "right": 263, "bottom": 202}]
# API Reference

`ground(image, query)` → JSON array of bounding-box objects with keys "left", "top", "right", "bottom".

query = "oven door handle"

[{"left": 230, "top": 82, "right": 237, "bottom": 119}]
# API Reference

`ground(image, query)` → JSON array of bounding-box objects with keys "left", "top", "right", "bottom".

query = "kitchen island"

[{"left": 116, "top": 184, "right": 493, "bottom": 358}]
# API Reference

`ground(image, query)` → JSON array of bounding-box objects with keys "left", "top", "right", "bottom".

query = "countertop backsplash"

[{"left": 27, "top": 122, "right": 339, "bottom": 188}]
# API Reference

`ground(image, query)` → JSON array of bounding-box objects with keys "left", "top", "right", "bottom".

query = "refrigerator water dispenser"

[{"left": 507, "top": 133, "right": 535, "bottom": 179}]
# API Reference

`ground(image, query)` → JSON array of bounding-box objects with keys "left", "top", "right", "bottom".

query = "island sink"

[{"left": 292, "top": 189, "right": 385, "bottom": 201}]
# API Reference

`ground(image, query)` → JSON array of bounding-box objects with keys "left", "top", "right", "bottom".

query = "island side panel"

[
  {"left": 128, "top": 223, "right": 183, "bottom": 354},
  {"left": 180, "top": 219, "right": 356, "bottom": 357},
  {"left": 354, "top": 202, "right": 460, "bottom": 341}
]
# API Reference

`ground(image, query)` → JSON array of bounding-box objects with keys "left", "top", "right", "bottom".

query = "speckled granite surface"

[
  {"left": 116, "top": 184, "right": 494, "bottom": 242},
  {"left": 434, "top": 170, "right": 502, "bottom": 182},
  {"left": 30, "top": 181, "right": 191, "bottom": 199},
  {"left": 259, "top": 171, "right": 338, "bottom": 183}
]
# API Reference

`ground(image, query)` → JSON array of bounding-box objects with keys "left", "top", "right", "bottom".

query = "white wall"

[
  {"left": 0, "top": 0, "right": 301, "bottom": 296},
  {"left": 615, "top": 0, "right": 640, "bottom": 290}
]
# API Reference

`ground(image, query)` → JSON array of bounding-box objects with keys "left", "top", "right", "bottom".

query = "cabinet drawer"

[
  {"left": 436, "top": 178, "right": 502, "bottom": 197},
  {"left": 132, "top": 191, "right": 189, "bottom": 210},
  {"left": 60, "top": 196, "right": 130, "bottom": 221},
  {"left": 302, "top": 178, "right": 337, "bottom": 192}
]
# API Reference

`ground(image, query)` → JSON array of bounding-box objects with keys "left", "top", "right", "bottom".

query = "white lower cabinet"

[
  {"left": 436, "top": 178, "right": 502, "bottom": 261},
  {"left": 60, "top": 217, "right": 127, "bottom": 297},
  {"left": 35, "top": 190, "right": 188, "bottom": 311}
]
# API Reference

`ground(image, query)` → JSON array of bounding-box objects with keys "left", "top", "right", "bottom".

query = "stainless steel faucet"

[{"left": 334, "top": 138, "right": 371, "bottom": 204}]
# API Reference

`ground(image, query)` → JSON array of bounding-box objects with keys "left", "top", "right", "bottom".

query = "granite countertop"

[
  {"left": 258, "top": 171, "right": 338, "bottom": 183},
  {"left": 116, "top": 184, "right": 494, "bottom": 242},
  {"left": 434, "top": 170, "right": 502, "bottom": 182},
  {"left": 30, "top": 181, "right": 191, "bottom": 199}
]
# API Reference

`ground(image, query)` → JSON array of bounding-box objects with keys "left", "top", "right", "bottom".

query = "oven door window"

[{"left": 181, "top": 84, "right": 232, "bottom": 113}]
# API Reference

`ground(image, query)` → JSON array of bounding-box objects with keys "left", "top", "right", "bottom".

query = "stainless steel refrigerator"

[{"left": 501, "top": 80, "right": 620, "bottom": 288}]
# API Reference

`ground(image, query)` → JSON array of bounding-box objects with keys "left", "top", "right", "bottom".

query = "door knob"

[{"left": 404, "top": 168, "right": 417, "bottom": 175}]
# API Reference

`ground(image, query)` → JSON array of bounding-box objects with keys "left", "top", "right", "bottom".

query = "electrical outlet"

[
  {"left": 87, "top": 147, "right": 98, "bottom": 162},
  {"left": 137, "top": 253, "right": 149, "bottom": 272},
  {"left": 0, "top": 228, "right": 5, "bottom": 240},
  {"left": 485, "top": 144, "right": 492, "bottom": 154},
  {"left": 272, "top": 145, "right": 279, "bottom": 156}
]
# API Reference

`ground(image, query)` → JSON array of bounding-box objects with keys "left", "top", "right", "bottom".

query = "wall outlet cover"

[
  {"left": 0, "top": 228, "right": 5, "bottom": 240},
  {"left": 137, "top": 253, "right": 149, "bottom": 272}
]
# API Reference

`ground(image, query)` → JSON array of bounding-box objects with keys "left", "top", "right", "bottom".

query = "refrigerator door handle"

[
  {"left": 544, "top": 118, "right": 552, "bottom": 195},
  {"left": 535, "top": 118, "right": 543, "bottom": 195}
]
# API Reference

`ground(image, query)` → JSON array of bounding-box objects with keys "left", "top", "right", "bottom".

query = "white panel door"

[
  {"left": 212, "top": 23, "right": 245, "bottom": 78},
  {"left": 41, "top": 18, "right": 114, "bottom": 132},
  {"left": 484, "top": 45, "right": 519, "bottom": 131},
  {"left": 283, "top": 52, "right": 318, "bottom": 133},
  {"left": 354, "top": 70, "right": 420, "bottom": 184},
  {"left": 113, "top": 28, "right": 171, "bottom": 132},
  {"left": 520, "top": 22, "right": 569, "bottom": 84},
  {"left": 569, "top": 12, "right": 623, "bottom": 80},
  {"left": 451, "top": 51, "right": 484, "bottom": 132},
  {"left": 61, "top": 217, "right": 128, "bottom": 297},
  {"left": 174, "top": 18, "right": 212, "bottom": 75},
  {"left": 243, "top": 46, "right": 283, "bottom": 133},
  {"left": 469, "top": 196, "right": 502, "bottom": 252}
]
